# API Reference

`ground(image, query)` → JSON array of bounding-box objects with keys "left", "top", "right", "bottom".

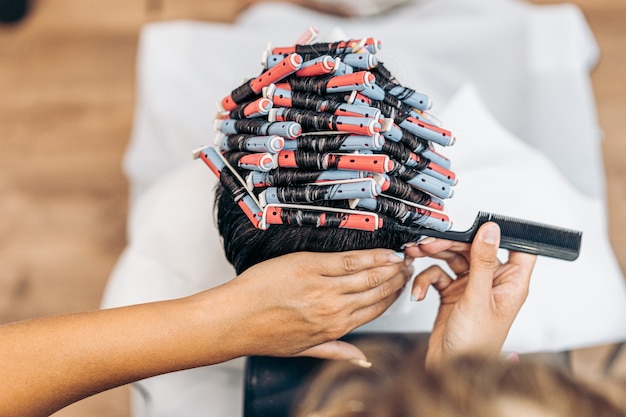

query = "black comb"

[{"left": 418, "top": 211, "right": 582, "bottom": 261}]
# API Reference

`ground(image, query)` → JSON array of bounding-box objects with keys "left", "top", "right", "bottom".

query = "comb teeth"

[
  {"left": 475, "top": 212, "right": 582, "bottom": 261},
  {"left": 412, "top": 211, "right": 583, "bottom": 261}
]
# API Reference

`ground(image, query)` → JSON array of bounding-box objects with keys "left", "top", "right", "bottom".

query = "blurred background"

[{"left": 0, "top": 0, "right": 624, "bottom": 415}]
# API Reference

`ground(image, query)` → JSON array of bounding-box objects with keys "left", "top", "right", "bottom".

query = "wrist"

[{"left": 179, "top": 285, "right": 255, "bottom": 364}]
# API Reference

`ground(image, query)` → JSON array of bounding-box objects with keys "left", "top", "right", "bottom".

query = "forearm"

[{"left": 0, "top": 286, "right": 242, "bottom": 417}]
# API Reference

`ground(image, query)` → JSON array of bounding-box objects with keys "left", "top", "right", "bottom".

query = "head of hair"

[{"left": 211, "top": 34, "right": 455, "bottom": 274}]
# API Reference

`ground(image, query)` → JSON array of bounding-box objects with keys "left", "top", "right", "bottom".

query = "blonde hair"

[{"left": 293, "top": 339, "right": 626, "bottom": 417}]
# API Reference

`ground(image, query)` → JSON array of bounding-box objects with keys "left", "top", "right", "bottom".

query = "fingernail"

[
  {"left": 388, "top": 252, "right": 405, "bottom": 263},
  {"left": 411, "top": 287, "right": 421, "bottom": 301},
  {"left": 481, "top": 223, "right": 500, "bottom": 245},
  {"left": 417, "top": 236, "right": 436, "bottom": 245},
  {"left": 400, "top": 242, "right": 418, "bottom": 249},
  {"left": 404, "top": 255, "right": 414, "bottom": 267},
  {"left": 350, "top": 359, "right": 372, "bottom": 368}
]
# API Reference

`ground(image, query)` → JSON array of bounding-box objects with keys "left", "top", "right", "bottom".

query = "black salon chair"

[
  {"left": 0, "top": 0, "right": 29, "bottom": 24},
  {"left": 243, "top": 332, "right": 430, "bottom": 417}
]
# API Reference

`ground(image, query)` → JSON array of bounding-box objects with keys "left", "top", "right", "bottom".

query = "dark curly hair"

[{"left": 215, "top": 184, "right": 421, "bottom": 274}]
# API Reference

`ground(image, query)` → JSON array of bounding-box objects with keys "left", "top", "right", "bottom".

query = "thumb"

[
  {"left": 465, "top": 222, "right": 501, "bottom": 303},
  {"left": 293, "top": 341, "right": 371, "bottom": 367}
]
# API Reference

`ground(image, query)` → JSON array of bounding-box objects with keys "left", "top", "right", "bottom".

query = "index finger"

[
  {"left": 403, "top": 239, "right": 470, "bottom": 259},
  {"left": 507, "top": 250, "right": 538, "bottom": 272},
  {"left": 505, "top": 250, "right": 537, "bottom": 287}
]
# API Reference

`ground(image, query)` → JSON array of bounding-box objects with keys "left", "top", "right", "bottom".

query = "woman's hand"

[
  {"left": 0, "top": 249, "right": 412, "bottom": 417},
  {"left": 198, "top": 248, "right": 414, "bottom": 364},
  {"left": 404, "top": 222, "right": 536, "bottom": 367}
]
